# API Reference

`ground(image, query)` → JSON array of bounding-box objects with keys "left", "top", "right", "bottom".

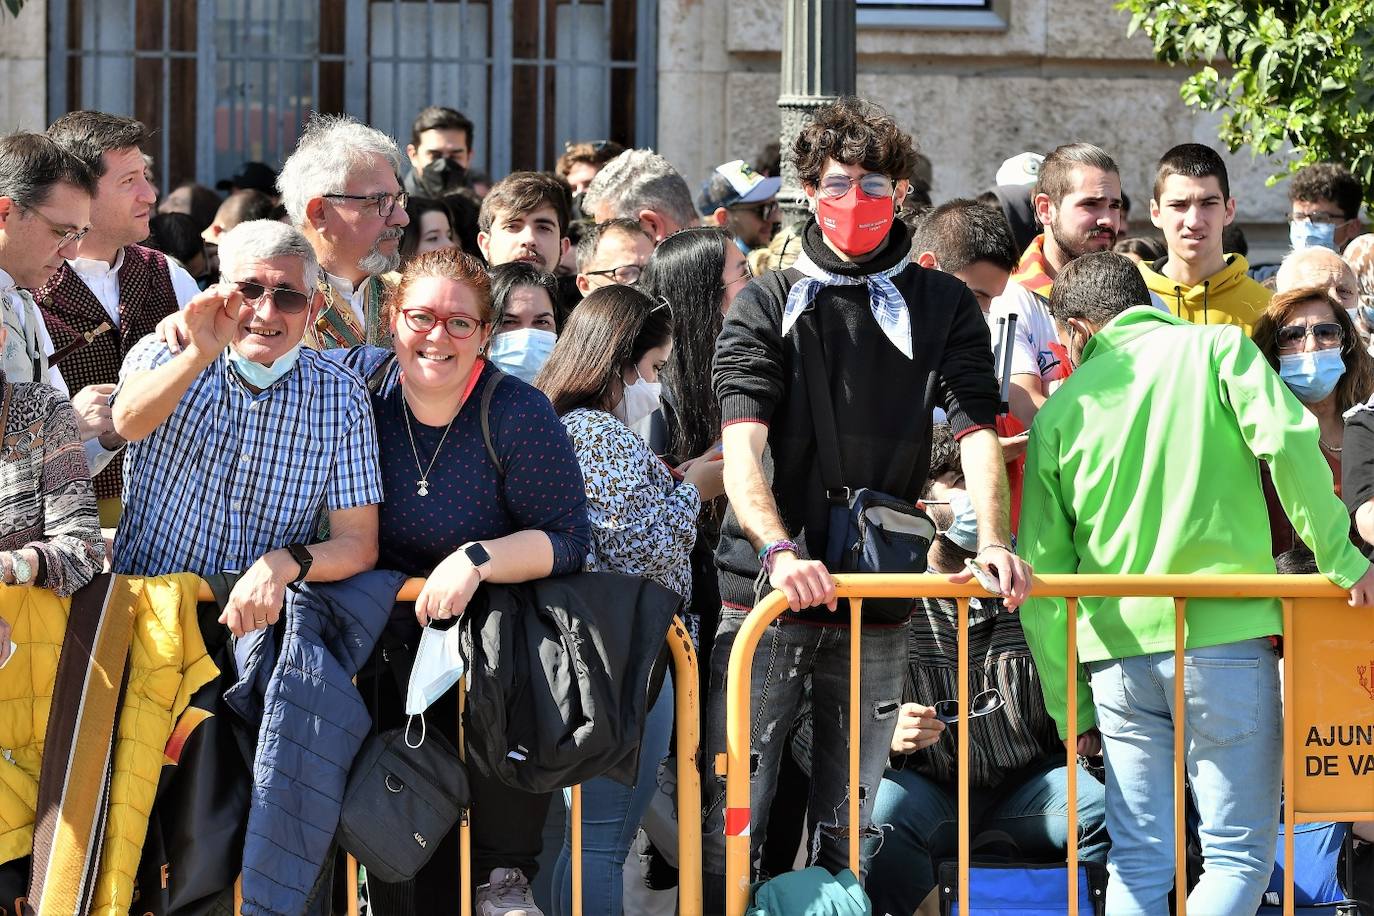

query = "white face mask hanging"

[{"left": 404, "top": 622, "right": 467, "bottom": 747}]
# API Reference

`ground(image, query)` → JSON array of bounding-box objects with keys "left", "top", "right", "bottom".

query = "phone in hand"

[{"left": 965, "top": 558, "right": 1004, "bottom": 596}]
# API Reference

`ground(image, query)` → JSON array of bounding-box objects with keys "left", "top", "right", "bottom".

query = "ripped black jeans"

[{"left": 701, "top": 609, "right": 907, "bottom": 882}]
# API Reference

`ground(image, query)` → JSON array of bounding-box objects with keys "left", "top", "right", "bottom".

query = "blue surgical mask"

[
  {"left": 1279, "top": 348, "right": 1345, "bottom": 403},
  {"left": 1290, "top": 219, "right": 1339, "bottom": 253},
  {"left": 487, "top": 328, "right": 557, "bottom": 384},
  {"left": 226, "top": 344, "right": 301, "bottom": 389},
  {"left": 943, "top": 489, "right": 979, "bottom": 553}
]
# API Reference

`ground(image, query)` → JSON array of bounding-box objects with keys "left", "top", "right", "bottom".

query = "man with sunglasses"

[
  {"left": 111, "top": 219, "right": 381, "bottom": 636},
  {"left": 37, "top": 112, "right": 206, "bottom": 525},
  {"left": 706, "top": 96, "right": 1029, "bottom": 902},
  {"left": 865, "top": 423, "right": 1109, "bottom": 916},
  {"left": 698, "top": 159, "right": 781, "bottom": 255},
  {"left": 1019, "top": 252, "right": 1374, "bottom": 915},
  {"left": 278, "top": 113, "right": 410, "bottom": 349}
]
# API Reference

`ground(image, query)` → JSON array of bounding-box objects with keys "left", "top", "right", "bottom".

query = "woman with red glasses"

[
  {"left": 339, "top": 247, "right": 590, "bottom": 916},
  {"left": 1251, "top": 285, "right": 1374, "bottom": 557}
]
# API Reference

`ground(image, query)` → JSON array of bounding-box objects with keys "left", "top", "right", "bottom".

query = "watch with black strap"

[{"left": 285, "top": 543, "right": 314, "bottom": 587}]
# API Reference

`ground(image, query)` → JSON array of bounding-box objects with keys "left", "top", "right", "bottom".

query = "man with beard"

[
  {"left": 988, "top": 143, "right": 1124, "bottom": 421},
  {"left": 38, "top": 111, "right": 204, "bottom": 526},
  {"left": 277, "top": 113, "right": 410, "bottom": 349},
  {"left": 476, "top": 171, "right": 571, "bottom": 274}
]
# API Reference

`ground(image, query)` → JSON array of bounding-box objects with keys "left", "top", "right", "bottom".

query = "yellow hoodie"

[{"left": 1139, "top": 253, "right": 1272, "bottom": 334}]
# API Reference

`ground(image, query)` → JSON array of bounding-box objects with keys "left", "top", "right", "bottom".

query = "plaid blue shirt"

[{"left": 112, "top": 337, "right": 383, "bottom": 576}]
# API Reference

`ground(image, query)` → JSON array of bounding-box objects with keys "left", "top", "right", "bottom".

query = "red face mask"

[{"left": 816, "top": 188, "right": 894, "bottom": 257}]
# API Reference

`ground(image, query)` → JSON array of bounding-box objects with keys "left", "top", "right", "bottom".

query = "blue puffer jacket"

[{"left": 224, "top": 570, "right": 406, "bottom": 916}]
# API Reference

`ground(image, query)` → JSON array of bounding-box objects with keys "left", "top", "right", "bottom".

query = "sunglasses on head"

[
  {"left": 233, "top": 280, "right": 312, "bottom": 314},
  {"left": 1276, "top": 322, "right": 1344, "bottom": 350}
]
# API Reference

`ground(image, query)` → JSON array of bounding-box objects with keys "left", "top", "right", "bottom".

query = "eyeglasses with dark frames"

[
  {"left": 1277, "top": 322, "right": 1344, "bottom": 351},
  {"left": 729, "top": 201, "right": 780, "bottom": 220},
  {"left": 232, "top": 280, "right": 312, "bottom": 314},
  {"left": 22, "top": 206, "right": 90, "bottom": 248},
  {"left": 1290, "top": 211, "right": 1351, "bottom": 227},
  {"left": 818, "top": 172, "right": 895, "bottom": 200},
  {"left": 584, "top": 263, "right": 644, "bottom": 285},
  {"left": 324, "top": 190, "right": 409, "bottom": 218},
  {"left": 402, "top": 308, "right": 485, "bottom": 339}
]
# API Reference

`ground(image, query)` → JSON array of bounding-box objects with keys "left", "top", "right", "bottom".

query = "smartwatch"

[
  {"left": 462, "top": 542, "right": 493, "bottom": 580},
  {"left": 285, "top": 543, "right": 314, "bottom": 586}
]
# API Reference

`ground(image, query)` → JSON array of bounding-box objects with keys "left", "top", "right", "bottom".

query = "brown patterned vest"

[{"left": 34, "top": 245, "right": 180, "bottom": 500}]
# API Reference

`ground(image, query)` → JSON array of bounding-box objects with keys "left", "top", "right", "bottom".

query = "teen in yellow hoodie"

[{"left": 1138, "top": 143, "right": 1271, "bottom": 333}]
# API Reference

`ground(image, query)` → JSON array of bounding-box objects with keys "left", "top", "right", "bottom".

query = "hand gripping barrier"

[
  {"left": 193, "top": 578, "right": 702, "bottom": 916},
  {"left": 721, "top": 574, "right": 1374, "bottom": 916}
]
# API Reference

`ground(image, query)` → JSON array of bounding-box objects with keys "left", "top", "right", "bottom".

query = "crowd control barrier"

[
  {"left": 189, "top": 578, "right": 702, "bottom": 916},
  {"left": 722, "top": 574, "right": 1374, "bottom": 916}
]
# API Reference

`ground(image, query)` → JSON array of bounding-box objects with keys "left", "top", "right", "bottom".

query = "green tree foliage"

[{"left": 1117, "top": 1, "right": 1374, "bottom": 206}]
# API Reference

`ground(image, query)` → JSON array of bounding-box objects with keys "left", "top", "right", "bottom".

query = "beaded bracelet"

[{"left": 757, "top": 538, "right": 800, "bottom": 575}]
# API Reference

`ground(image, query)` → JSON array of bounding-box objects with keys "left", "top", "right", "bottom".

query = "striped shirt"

[
  {"left": 898, "top": 596, "right": 1061, "bottom": 788},
  {"left": 112, "top": 338, "right": 383, "bottom": 577}
]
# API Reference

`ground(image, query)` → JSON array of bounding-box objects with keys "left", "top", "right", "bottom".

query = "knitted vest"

[{"left": 35, "top": 245, "right": 180, "bottom": 500}]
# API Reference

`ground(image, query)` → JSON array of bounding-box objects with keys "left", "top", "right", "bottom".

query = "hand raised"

[{"left": 182, "top": 283, "right": 249, "bottom": 363}]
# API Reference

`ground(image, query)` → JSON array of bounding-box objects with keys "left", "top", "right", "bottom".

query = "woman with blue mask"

[
  {"left": 535, "top": 284, "right": 723, "bottom": 916},
  {"left": 1251, "top": 286, "right": 1374, "bottom": 556},
  {"left": 487, "top": 261, "right": 560, "bottom": 383}
]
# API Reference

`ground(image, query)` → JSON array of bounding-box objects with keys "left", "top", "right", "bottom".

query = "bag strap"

[
  {"left": 795, "top": 316, "right": 849, "bottom": 505},
  {"left": 479, "top": 368, "right": 505, "bottom": 479}
]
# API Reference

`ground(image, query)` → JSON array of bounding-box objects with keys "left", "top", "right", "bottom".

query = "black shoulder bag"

[{"left": 797, "top": 314, "right": 935, "bottom": 620}]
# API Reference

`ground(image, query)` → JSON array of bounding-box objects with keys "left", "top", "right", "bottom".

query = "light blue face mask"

[
  {"left": 404, "top": 623, "right": 467, "bottom": 747},
  {"left": 487, "top": 328, "right": 557, "bottom": 384},
  {"left": 1279, "top": 348, "right": 1345, "bottom": 403},
  {"left": 227, "top": 344, "right": 302, "bottom": 389},
  {"left": 943, "top": 489, "right": 979, "bottom": 553},
  {"left": 1290, "top": 218, "right": 1339, "bottom": 253}
]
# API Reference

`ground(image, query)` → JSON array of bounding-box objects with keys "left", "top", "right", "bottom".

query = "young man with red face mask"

[{"left": 703, "top": 96, "right": 1032, "bottom": 907}]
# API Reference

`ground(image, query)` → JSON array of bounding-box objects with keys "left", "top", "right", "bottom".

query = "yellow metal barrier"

[
  {"left": 187, "top": 579, "right": 702, "bottom": 916},
  {"left": 722, "top": 574, "right": 1374, "bottom": 916}
]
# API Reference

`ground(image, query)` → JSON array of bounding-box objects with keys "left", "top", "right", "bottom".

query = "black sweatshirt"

[{"left": 711, "top": 218, "right": 1000, "bottom": 622}]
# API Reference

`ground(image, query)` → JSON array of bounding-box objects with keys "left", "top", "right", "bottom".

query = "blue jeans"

[
  {"left": 549, "top": 673, "right": 675, "bottom": 916},
  {"left": 865, "top": 760, "right": 1110, "bottom": 916},
  {"left": 702, "top": 611, "right": 908, "bottom": 881},
  {"left": 1085, "top": 637, "right": 1282, "bottom": 916}
]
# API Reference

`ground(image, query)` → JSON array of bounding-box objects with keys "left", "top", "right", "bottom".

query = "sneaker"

[{"left": 475, "top": 867, "right": 543, "bottom": 916}]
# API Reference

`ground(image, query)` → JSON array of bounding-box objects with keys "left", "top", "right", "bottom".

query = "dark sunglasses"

[
  {"left": 931, "top": 687, "right": 1005, "bottom": 725},
  {"left": 1277, "top": 322, "right": 1344, "bottom": 350},
  {"left": 233, "top": 281, "right": 312, "bottom": 314},
  {"left": 402, "top": 308, "right": 484, "bottom": 339}
]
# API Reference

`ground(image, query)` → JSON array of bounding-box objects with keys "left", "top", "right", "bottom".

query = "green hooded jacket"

[{"left": 1018, "top": 306, "right": 1368, "bottom": 739}]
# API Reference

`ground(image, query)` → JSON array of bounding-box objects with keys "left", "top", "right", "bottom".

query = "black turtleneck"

[{"left": 711, "top": 217, "right": 999, "bottom": 622}]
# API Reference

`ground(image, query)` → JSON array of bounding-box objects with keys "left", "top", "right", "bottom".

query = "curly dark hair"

[
  {"left": 791, "top": 97, "right": 918, "bottom": 189},
  {"left": 1288, "top": 162, "right": 1363, "bottom": 220}
]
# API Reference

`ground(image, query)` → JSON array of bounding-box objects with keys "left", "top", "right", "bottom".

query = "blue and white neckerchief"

[{"left": 780, "top": 249, "right": 913, "bottom": 358}]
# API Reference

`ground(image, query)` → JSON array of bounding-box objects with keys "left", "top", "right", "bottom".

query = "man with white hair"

[
  {"left": 111, "top": 219, "right": 381, "bottom": 633},
  {"left": 581, "top": 148, "right": 696, "bottom": 244},
  {"left": 1276, "top": 245, "right": 1361, "bottom": 313},
  {"left": 277, "top": 113, "right": 410, "bottom": 348}
]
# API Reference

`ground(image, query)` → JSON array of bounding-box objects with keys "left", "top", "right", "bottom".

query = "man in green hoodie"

[
  {"left": 1018, "top": 251, "right": 1374, "bottom": 916},
  {"left": 1139, "top": 143, "right": 1271, "bottom": 334}
]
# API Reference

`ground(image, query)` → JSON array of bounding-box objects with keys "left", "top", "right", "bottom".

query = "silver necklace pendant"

[{"left": 417, "top": 479, "right": 430, "bottom": 497}]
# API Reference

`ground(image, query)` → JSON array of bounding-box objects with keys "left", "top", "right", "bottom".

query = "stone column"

[{"left": 777, "top": 0, "right": 856, "bottom": 228}]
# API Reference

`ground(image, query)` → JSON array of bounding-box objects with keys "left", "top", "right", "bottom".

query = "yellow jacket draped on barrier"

[{"left": 0, "top": 574, "right": 219, "bottom": 914}]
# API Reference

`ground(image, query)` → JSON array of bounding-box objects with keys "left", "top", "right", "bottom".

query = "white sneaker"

[{"left": 475, "top": 867, "right": 543, "bottom": 916}]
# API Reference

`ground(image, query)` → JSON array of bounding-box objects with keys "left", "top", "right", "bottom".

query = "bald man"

[{"left": 1276, "top": 246, "right": 1360, "bottom": 313}]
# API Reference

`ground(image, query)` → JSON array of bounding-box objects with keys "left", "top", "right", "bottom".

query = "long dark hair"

[
  {"left": 400, "top": 196, "right": 455, "bottom": 260},
  {"left": 535, "top": 284, "right": 672, "bottom": 416},
  {"left": 639, "top": 227, "right": 731, "bottom": 462}
]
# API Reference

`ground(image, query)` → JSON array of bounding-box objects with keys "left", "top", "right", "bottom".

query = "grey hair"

[
  {"left": 582, "top": 148, "right": 696, "bottom": 231},
  {"left": 218, "top": 219, "right": 321, "bottom": 290},
  {"left": 277, "top": 113, "right": 405, "bottom": 226},
  {"left": 1276, "top": 246, "right": 1356, "bottom": 293}
]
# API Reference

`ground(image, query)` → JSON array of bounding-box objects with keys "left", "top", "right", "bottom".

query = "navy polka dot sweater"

[{"left": 334, "top": 347, "right": 591, "bottom": 577}]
